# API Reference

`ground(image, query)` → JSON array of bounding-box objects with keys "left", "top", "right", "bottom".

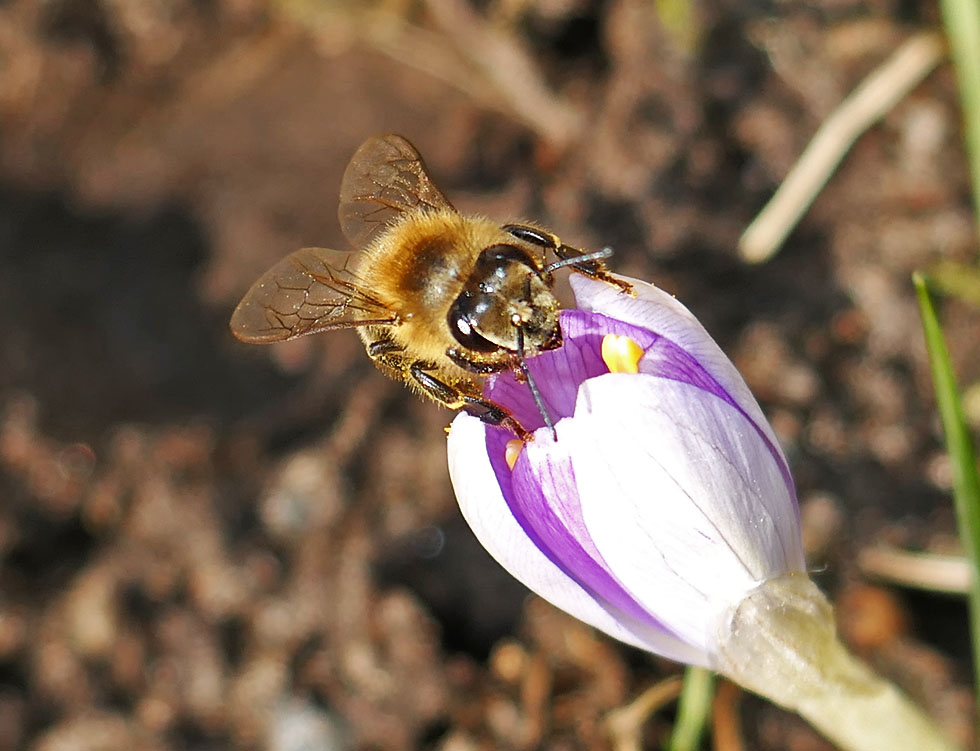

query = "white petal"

[
  {"left": 569, "top": 273, "right": 791, "bottom": 482},
  {"left": 447, "top": 412, "right": 709, "bottom": 665},
  {"left": 562, "top": 373, "right": 805, "bottom": 657}
]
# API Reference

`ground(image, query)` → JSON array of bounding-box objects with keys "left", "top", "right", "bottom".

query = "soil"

[{"left": 0, "top": 1, "right": 977, "bottom": 749}]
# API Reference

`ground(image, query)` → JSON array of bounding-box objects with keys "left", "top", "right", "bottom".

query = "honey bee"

[{"left": 230, "top": 134, "right": 630, "bottom": 440}]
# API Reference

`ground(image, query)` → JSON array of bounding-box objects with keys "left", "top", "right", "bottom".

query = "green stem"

[{"left": 667, "top": 666, "right": 714, "bottom": 751}]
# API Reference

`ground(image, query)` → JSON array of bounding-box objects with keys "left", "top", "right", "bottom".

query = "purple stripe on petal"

[
  {"left": 636, "top": 329, "right": 797, "bottom": 499},
  {"left": 483, "top": 426, "right": 679, "bottom": 636}
]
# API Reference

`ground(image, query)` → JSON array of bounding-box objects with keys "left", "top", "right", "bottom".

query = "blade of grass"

[
  {"left": 913, "top": 272, "right": 980, "bottom": 722},
  {"left": 667, "top": 666, "right": 715, "bottom": 751},
  {"left": 605, "top": 677, "right": 683, "bottom": 751},
  {"left": 938, "top": 0, "right": 980, "bottom": 243}
]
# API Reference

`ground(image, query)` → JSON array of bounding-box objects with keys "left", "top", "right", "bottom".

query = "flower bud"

[{"left": 447, "top": 274, "right": 806, "bottom": 667}]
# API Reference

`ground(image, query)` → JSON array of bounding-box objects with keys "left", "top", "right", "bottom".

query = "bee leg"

[
  {"left": 367, "top": 339, "right": 532, "bottom": 440},
  {"left": 503, "top": 222, "right": 633, "bottom": 294},
  {"left": 367, "top": 338, "right": 404, "bottom": 358},
  {"left": 408, "top": 363, "right": 533, "bottom": 442},
  {"left": 445, "top": 347, "right": 511, "bottom": 375}
]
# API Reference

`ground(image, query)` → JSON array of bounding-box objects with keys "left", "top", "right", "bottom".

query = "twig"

[
  {"left": 605, "top": 676, "right": 684, "bottom": 751},
  {"left": 740, "top": 32, "right": 946, "bottom": 264},
  {"left": 423, "top": 0, "right": 583, "bottom": 149},
  {"left": 712, "top": 680, "right": 744, "bottom": 751},
  {"left": 858, "top": 546, "right": 971, "bottom": 595}
]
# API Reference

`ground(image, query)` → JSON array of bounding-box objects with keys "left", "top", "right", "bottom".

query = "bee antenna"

[
  {"left": 515, "top": 326, "right": 558, "bottom": 441},
  {"left": 543, "top": 246, "right": 614, "bottom": 274}
]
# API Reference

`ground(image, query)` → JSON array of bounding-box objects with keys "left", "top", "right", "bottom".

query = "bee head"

[{"left": 448, "top": 244, "right": 562, "bottom": 356}]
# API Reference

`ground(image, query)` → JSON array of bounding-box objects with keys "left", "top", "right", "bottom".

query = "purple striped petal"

[
  {"left": 563, "top": 374, "right": 805, "bottom": 651},
  {"left": 570, "top": 273, "right": 797, "bottom": 514},
  {"left": 449, "top": 411, "right": 709, "bottom": 664}
]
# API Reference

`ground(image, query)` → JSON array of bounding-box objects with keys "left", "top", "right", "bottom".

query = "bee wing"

[
  {"left": 338, "top": 134, "right": 456, "bottom": 248},
  {"left": 230, "top": 247, "right": 398, "bottom": 343}
]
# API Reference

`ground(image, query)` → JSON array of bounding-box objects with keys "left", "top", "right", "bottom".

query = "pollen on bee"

[
  {"left": 510, "top": 300, "right": 533, "bottom": 325},
  {"left": 601, "top": 334, "right": 644, "bottom": 374},
  {"left": 505, "top": 439, "right": 524, "bottom": 470}
]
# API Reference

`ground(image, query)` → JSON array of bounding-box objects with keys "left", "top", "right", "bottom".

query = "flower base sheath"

[{"left": 448, "top": 274, "right": 956, "bottom": 751}]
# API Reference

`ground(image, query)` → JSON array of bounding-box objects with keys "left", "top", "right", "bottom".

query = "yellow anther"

[
  {"left": 601, "top": 334, "right": 644, "bottom": 374},
  {"left": 505, "top": 439, "right": 524, "bottom": 470}
]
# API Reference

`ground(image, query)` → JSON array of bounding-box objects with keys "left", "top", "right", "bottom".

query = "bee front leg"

[
  {"left": 503, "top": 222, "right": 633, "bottom": 294},
  {"left": 367, "top": 338, "right": 532, "bottom": 441},
  {"left": 445, "top": 347, "right": 512, "bottom": 375},
  {"left": 408, "top": 363, "right": 532, "bottom": 441}
]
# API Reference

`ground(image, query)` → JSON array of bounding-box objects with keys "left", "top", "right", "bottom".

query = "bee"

[{"left": 230, "top": 134, "right": 630, "bottom": 440}]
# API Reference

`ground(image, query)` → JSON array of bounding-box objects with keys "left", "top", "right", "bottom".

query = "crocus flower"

[
  {"left": 447, "top": 274, "right": 956, "bottom": 751},
  {"left": 448, "top": 272, "right": 806, "bottom": 666}
]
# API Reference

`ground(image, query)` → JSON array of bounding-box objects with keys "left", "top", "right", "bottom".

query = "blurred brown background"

[{"left": 0, "top": 0, "right": 977, "bottom": 749}]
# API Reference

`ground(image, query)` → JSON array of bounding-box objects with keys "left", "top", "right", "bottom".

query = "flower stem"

[
  {"left": 714, "top": 574, "right": 958, "bottom": 751},
  {"left": 667, "top": 666, "right": 715, "bottom": 751}
]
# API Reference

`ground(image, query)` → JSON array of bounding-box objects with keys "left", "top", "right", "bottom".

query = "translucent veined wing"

[
  {"left": 338, "top": 134, "right": 456, "bottom": 249},
  {"left": 230, "top": 247, "right": 399, "bottom": 343}
]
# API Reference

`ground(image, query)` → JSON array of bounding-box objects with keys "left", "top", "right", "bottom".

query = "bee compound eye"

[{"left": 447, "top": 295, "right": 504, "bottom": 353}]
